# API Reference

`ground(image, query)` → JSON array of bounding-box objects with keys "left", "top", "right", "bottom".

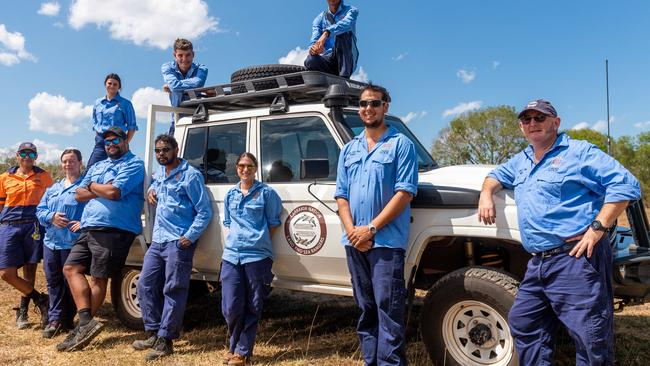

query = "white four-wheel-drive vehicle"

[{"left": 112, "top": 65, "right": 650, "bottom": 366}]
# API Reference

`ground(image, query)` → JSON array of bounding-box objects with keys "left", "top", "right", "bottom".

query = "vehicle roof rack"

[{"left": 180, "top": 71, "right": 367, "bottom": 112}]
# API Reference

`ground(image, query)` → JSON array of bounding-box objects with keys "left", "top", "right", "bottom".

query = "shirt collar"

[
  {"left": 524, "top": 132, "right": 569, "bottom": 161},
  {"left": 109, "top": 150, "right": 133, "bottom": 164},
  {"left": 355, "top": 126, "right": 398, "bottom": 142},
  {"left": 102, "top": 93, "right": 121, "bottom": 103},
  {"left": 171, "top": 61, "right": 197, "bottom": 76},
  {"left": 158, "top": 159, "right": 188, "bottom": 180},
  {"left": 330, "top": 0, "right": 346, "bottom": 16},
  {"left": 7, "top": 165, "right": 44, "bottom": 176},
  {"left": 234, "top": 180, "right": 262, "bottom": 194}
]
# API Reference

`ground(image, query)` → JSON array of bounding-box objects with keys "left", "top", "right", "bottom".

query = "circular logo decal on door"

[{"left": 284, "top": 205, "right": 327, "bottom": 255}]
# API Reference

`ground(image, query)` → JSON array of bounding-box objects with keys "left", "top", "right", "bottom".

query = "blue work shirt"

[
  {"left": 149, "top": 159, "right": 213, "bottom": 243},
  {"left": 309, "top": 1, "right": 359, "bottom": 57},
  {"left": 161, "top": 61, "right": 208, "bottom": 107},
  {"left": 488, "top": 133, "right": 641, "bottom": 253},
  {"left": 335, "top": 126, "right": 419, "bottom": 250},
  {"left": 36, "top": 178, "right": 86, "bottom": 250},
  {"left": 222, "top": 181, "right": 282, "bottom": 265},
  {"left": 79, "top": 151, "right": 145, "bottom": 235},
  {"left": 92, "top": 93, "right": 138, "bottom": 134}
]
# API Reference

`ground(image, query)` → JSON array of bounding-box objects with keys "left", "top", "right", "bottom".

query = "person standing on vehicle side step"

[
  {"left": 132, "top": 134, "right": 212, "bottom": 361},
  {"left": 478, "top": 99, "right": 641, "bottom": 365},
  {"left": 161, "top": 38, "right": 208, "bottom": 135},
  {"left": 0, "top": 142, "right": 53, "bottom": 331},
  {"left": 304, "top": 0, "right": 359, "bottom": 78},
  {"left": 57, "top": 126, "right": 144, "bottom": 353},
  {"left": 335, "top": 83, "right": 418, "bottom": 366}
]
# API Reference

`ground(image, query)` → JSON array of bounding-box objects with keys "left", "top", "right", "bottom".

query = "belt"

[
  {"left": 532, "top": 243, "right": 576, "bottom": 258},
  {"left": 0, "top": 219, "right": 36, "bottom": 225}
]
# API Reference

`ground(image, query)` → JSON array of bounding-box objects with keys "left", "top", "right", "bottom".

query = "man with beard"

[
  {"left": 304, "top": 0, "right": 359, "bottom": 78},
  {"left": 131, "top": 134, "right": 212, "bottom": 361},
  {"left": 57, "top": 126, "right": 144, "bottom": 352},
  {"left": 334, "top": 84, "right": 418, "bottom": 365}
]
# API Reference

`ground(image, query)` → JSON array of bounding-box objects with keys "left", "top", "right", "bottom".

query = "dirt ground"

[{"left": 0, "top": 269, "right": 649, "bottom": 365}]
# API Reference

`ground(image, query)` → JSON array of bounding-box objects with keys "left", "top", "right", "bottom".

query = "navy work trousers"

[
  {"left": 87, "top": 134, "right": 107, "bottom": 169},
  {"left": 508, "top": 237, "right": 614, "bottom": 366},
  {"left": 43, "top": 246, "right": 75, "bottom": 323},
  {"left": 137, "top": 240, "right": 195, "bottom": 339},
  {"left": 304, "top": 32, "right": 357, "bottom": 78},
  {"left": 345, "top": 246, "right": 407, "bottom": 366},
  {"left": 220, "top": 257, "right": 273, "bottom": 358}
]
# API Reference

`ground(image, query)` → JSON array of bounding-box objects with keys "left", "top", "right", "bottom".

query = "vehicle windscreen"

[{"left": 341, "top": 111, "right": 438, "bottom": 172}]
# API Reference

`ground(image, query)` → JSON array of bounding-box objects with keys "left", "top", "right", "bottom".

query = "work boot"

[
  {"left": 56, "top": 325, "right": 79, "bottom": 352},
  {"left": 65, "top": 319, "right": 104, "bottom": 351},
  {"left": 223, "top": 352, "right": 234, "bottom": 365},
  {"left": 14, "top": 307, "right": 30, "bottom": 329},
  {"left": 42, "top": 320, "right": 63, "bottom": 338},
  {"left": 132, "top": 331, "right": 158, "bottom": 350},
  {"left": 145, "top": 337, "right": 173, "bottom": 361},
  {"left": 228, "top": 354, "right": 248, "bottom": 366},
  {"left": 33, "top": 293, "right": 49, "bottom": 329}
]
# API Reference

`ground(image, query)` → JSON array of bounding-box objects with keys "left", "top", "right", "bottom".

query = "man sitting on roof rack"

[
  {"left": 161, "top": 38, "right": 208, "bottom": 135},
  {"left": 304, "top": 0, "right": 359, "bottom": 79}
]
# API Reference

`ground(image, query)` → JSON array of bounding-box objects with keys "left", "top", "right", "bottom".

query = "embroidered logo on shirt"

[
  {"left": 175, "top": 172, "right": 182, "bottom": 182},
  {"left": 550, "top": 157, "right": 562, "bottom": 169}
]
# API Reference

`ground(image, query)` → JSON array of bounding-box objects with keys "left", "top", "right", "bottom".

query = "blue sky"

[{"left": 1, "top": 0, "right": 649, "bottom": 162}]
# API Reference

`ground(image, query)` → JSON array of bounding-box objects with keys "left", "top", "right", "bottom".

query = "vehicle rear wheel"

[
  {"left": 420, "top": 267, "right": 519, "bottom": 366},
  {"left": 111, "top": 267, "right": 143, "bottom": 330}
]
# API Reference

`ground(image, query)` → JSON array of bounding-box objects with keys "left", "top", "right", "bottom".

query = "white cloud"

[
  {"left": 492, "top": 61, "right": 500, "bottom": 70},
  {"left": 28, "top": 92, "right": 92, "bottom": 136},
  {"left": 351, "top": 66, "right": 368, "bottom": 83},
  {"left": 278, "top": 47, "right": 308, "bottom": 66},
  {"left": 392, "top": 53, "right": 407, "bottom": 62},
  {"left": 571, "top": 117, "right": 613, "bottom": 132},
  {"left": 592, "top": 120, "right": 607, "bottom": 132},
  {"left": 0, "top": 24, "right": 36, "bottom": 66},
  {"left": 131, "top": 87, "right": 171, "bottom": 119},
  {"left": 634, "top": 121, "right": 650, "bottom": 129},
  {"left": 401, "top": 111, "right": 427, "bottom": 124},
  {"left": 456, "top": 68, "right": 476, "bottom": 84},
  {"left": 38, "top": 2, "right": 61, "bottom": 17},
  {"left": 68, "top": 0, "right": 218, "bottom": 49},
  {"left": 442, "top": 101, "right": 483, "bottom": 118},
  {"left": 571, "top": 122, "right": 590, "bottom": 130}
]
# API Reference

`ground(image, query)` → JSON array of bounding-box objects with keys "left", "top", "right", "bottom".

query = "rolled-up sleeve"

[
  {"left": 326, "top": 7, "right": 358, "bottom": 36},
  {"left": 36, "top": 188, "right": 54, "bottom": 228},
  {"left": 580, "top": 145, "right": 641, "bottom": 203},
  {"left": 264, "top": 188, "right": 283, "bottom": 227},
  {"left": 334, "top": 147, "right": 349, "bottom": 200},
  {"left": 487, "top": 156, "right": 518, "bottom": 190},
  {"left": 111, "top": 159, "right": 145, "bottom": 197},
  {"left": 122, "top": 99, "right": 138, "bottom": 131},
  {"left": 222, "top": 191, "right": 232, "bottom": 228},
  {"left": 183, "top": 171, "right": 213, "bottom": 243},
  {"left": 394, "top": 138, "right": 418, "bottom": 196}
]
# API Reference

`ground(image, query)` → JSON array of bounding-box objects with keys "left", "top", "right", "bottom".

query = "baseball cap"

[
  {"left": 17, "top": 142, "right": 37, "bottom": 153},
  {"left": 517, "top": 99, "right": 558, "bottom": 119},
  {"left": 102, "top": 126, "right": 128, "bottom": 140}
]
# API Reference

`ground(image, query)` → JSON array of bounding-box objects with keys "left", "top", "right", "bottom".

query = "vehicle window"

[
  {"left": 341, "top": 112, "right": 438, "bottom": 171},
  {"left": 260, "top": 116, "right": 340, "bottom": 182},
  {"left": 206, "top": 123, "right": 248, "bottom": 184},
  {"left": 183, "top": 127, "right": 207, "bottom": 179}
]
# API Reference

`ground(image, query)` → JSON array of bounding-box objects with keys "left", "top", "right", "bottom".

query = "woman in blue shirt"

[
  {"left": 36, "top": 149, "right": 87, "bottom": 338},
  {"left": 87, "top": 73, "right": 138, "bottom": 168},
  {"left": 221, "top": 152, "right": 282, "bottom": 366}
]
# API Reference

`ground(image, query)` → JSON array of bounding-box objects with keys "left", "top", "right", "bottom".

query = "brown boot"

[
  {"left": 222, "top": 352, "right": 234, "bottom": 365},
  {"left": 228, "top": 353, "right": 247, "bottom": 366}
]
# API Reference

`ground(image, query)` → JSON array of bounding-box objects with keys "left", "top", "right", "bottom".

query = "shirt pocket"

[
  {"left": 4, "top": 180, "right": 22, "bottom": 196},
  {"left": 536, "top": 171, "right": 563, "bottom": 205},
  {"left": 371, "top": 152, "right": 394, "bottom": 180}
]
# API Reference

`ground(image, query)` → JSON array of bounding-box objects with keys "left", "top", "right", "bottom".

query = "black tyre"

[
  {"left": 111, "top": 267, "right": 143, "bottom": 330},
  {"left": 230, "top": 64, "right": 307, "bottom": 82},
  {"left": 420, "top": 267, "right": 519, "bottom": 366}
]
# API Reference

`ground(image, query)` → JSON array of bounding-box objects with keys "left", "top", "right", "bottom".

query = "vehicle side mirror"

[{"left": 300, "top": 159, "right": 329, "bottom": 180}]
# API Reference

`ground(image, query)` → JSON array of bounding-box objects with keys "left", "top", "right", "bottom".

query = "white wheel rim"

[
  {"left": 441, "top": 300, "right": 514, "bottom": 366},
  {"left": 120, "top": 270, "right": 142, "bottom": 318}
]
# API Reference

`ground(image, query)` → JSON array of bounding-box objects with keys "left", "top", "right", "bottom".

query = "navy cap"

[
  {"left": 17, "top": 142, "right": 37, "bottom": 153},
  {"left": 102, "top": 126, "right": 128, "bottom": 140},
  {"left": 517, "top": 99, "right": 558, "bottom": 119}
]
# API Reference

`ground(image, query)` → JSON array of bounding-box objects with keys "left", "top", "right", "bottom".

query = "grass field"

[{"left": 0, "top": 269, "right": 649, "bottom": 366}]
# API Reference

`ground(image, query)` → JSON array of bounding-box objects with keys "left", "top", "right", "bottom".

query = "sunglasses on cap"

[
  {"left": 520, "top": 115, "right": 550, "bottom": 124},
  {"left": 359, "top": 99, "right": 385, "bottom": 108},
  {"left": 154, "top": 147, "right": 172, "bottom": 154},
  {"left": 18, "top": 151, "right": 37, "bottom": 159},
  {"left": 104, "top": 137, "right": 122, "bottom": 146}
]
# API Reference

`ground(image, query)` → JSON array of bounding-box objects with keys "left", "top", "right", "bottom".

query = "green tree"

[
  {"left": 564, "top": 129, "right": 609, "bottom": 152},
  {"left": 431, "top": 105, "right": 527, "bottom": 166}
]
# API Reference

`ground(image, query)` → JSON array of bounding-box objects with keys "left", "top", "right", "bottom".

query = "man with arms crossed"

[
  {"left": 131, "top": 134, "right": 212, "bottom": 361},
  {"left": 478, "top": 99, "right": 641, "bottom": 365},
  {"left": 335, "top": 84, "right": 418, "bottom": 365},
  {"left": 58, "top": 126, "right": 144, "bottom": 352}
]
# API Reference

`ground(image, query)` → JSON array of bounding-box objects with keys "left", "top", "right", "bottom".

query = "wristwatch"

[
  {"left": 590, "top": 220, "right": 610, "bottom": 232},
  {"left": 368, "top": 223, "right": 377, "bottom": 235}
]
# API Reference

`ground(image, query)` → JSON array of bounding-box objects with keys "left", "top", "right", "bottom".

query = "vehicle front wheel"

[
  {"left": 420, "top": 267, "right": 519, "bottom": 366},
  {"left": 111, "top": 267, "right": 143, "bottom": 330}
]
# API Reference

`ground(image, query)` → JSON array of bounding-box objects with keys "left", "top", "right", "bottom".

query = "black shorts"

[{"left": 65, "top": 229, "right": 136, "bottom": 279}]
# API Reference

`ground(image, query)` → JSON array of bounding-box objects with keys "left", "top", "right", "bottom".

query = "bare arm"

[
  {"left": 269, "top": 225, "right": 280, "bottom": 237},
  {"left": 336, "top": 197, "right": 356, "bottom": 242},
  {"left": 351, "top": 190, "right": 413, "bottom": 247},
  {"left": 569, "top": 201, "right": 629, "bottom": 258},
  {"left": 478, "top": 177, "right": 503, "bottom": 225},
  {"left": 75, "top": 187, "right": 97, "bottom": 202},
  {"left": 88, "top": 182, "right": 121, "bottom": 200},
  {"left": 126, "top": 129, "right": 136, "bottom": 144}
]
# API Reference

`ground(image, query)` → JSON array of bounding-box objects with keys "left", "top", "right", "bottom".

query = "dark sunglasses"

[
  {"left": 154, "top": 147, "right": 172, "bottom": 154},
  {"left": 520, "top": 115, "right": 550, "bottom": 124},
  {"left": 359, "top": 99, "right": 384, "bottom": 108},
  {"left": 236, "top": 163, "right": 256, "bottom": 170},
  {"left": 18, "top": 151, "right": 37, "bottom": 159},
  {"left": 104, "top": 137, "right": 122, "bottom": 146}
]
